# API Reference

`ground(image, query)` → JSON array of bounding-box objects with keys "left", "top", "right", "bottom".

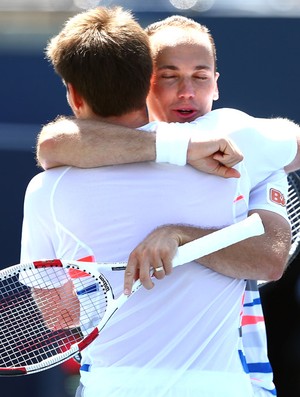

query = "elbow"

[
  {"left": 267, "top": 267, "right": 284, "bottom": 282},
  {"left": 36, "top": 136, "right": 62, "bottom": 170},
  {"left": 262, "top": 255, "right": 288, "bottom": 282}
]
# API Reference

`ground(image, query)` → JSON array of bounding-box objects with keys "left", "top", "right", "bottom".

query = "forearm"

[
  {"left": 124, "top": 209, "right": 291, "bottom": 293},
  {"left": 37, "top": 117, "right": 243, "bottom": 178},
  {"left": 173, "top": 209, "right": 290, "bottom": 281},
  {"left": 37, "top": 117, "right": 156, "bottom": 169}
]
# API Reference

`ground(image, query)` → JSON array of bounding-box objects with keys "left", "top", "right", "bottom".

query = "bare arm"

[
  {"left": 37, "top": 117, "right": 243, "bottom": 178},
  {"left": 123, "top": 209, "right": 291, "bottom": 293},
  {"left": 37, "top": 117, "right": 155, "bottom": 169}
]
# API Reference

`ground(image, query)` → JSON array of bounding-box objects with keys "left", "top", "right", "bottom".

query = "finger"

[
  {"left": 221, "top": 167, "right": 241, "bottom": 179},
  {"left": 162, "top": 257, "right": 174, "bottom": 275},
  {"left": 208, "top": 162, "right": 241, "bottom": 179},
  {"left": 218, "top": 141, "right": 244, "bottom": 163},
  {"left": 153, "top": 262, "right": 165, "bottom": 280},
  {"left": 214, "top": 148, "right": 243, "bottom": 167},
  {"left": 139, "top": 258, "right": 155, "bottom": 290},
  {"left": 214, "top": 154, "right": 242, "bottom": 168},
  {"left": 212, "top": 155, "right": 241, "bottom": 178},
  {"left": 123, "top": 257, "right": 139, "bottom": 295}
]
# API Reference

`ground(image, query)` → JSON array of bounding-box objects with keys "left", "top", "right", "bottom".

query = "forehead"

[
  {"left": 150, "top": 27, "right": 214, "bottom": 69},
  {"left": 149, "top": 27, "right": 213, "bottom": 55}
]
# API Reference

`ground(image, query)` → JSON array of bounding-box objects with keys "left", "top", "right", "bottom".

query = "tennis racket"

[
  {"left": 0, "top": 213, "right": 264, "bottom": 376},
  {"left": 287, "top": 171, "right": 300, "bottom": 264}
]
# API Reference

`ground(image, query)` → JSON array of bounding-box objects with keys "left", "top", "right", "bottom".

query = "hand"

[
  {"left": 187, "top": 134, "right": 243, "bottom": 178},
  {"left": 32, "top": 280, "right": 80, "bottom": 330},
  {"left": 124, "top": 227, "right": 181, "bottom": 295}
]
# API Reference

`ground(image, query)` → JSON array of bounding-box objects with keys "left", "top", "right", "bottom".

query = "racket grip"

[{"left": 172, "top": 213, "right": 265, "bottom": 267}]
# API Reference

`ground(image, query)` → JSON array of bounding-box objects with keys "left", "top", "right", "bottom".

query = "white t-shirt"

[{"left": 20, "top": 108, "right": 297, "bottom": 397}]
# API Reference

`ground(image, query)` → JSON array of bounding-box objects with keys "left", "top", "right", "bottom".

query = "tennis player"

[
  {"left": 36, "top": 14, "right": 300, "bottom": 397},
  {"left": 21, "top": 7, "right": 296, "bottom": 397}
]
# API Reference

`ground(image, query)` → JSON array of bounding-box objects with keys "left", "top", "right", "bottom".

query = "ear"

[
  {"left": 66, "top": 83, "right": 84, "bottom": 116},
  {"left": 213, "top": 72, "right": 220, "bottom": 101}
]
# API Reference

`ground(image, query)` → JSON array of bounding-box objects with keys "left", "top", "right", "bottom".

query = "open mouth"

[
  {"left": 177, "top": 109, "right": 194, "bottom": 114},
  {"left": 174, "top": 109, "right": 197, "bottom": 119}
]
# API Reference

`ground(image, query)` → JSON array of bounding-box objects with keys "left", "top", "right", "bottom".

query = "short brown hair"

[
  {"left": 145, "top": 15, "right": 217, "bottom": 72},
  {"left": 46, "top": 7, "right": 152, "bottom": 117}
]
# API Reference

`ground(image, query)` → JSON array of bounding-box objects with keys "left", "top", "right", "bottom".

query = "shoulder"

[
  {"left": 25, "top": 166, "right": 71, "bottom": 196},
  {"left": 252, "top": 117, "right": 299, "bottom": 142},
  {"left": 231, "top": 117, "right": 297, "bottom": 163},
  {"left": 190, "top": 108, "right": 253, "bottom": 134}
]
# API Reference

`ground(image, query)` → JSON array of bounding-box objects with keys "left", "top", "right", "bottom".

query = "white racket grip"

[{"left": 172, "top": 213, "right": 265, "bottom": 267}]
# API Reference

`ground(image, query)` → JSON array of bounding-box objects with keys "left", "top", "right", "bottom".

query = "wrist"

[{"left": 155, "top": 123, "right": 190, "bottom": 166}]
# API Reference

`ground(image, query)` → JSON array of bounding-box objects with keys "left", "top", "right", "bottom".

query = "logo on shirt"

[
  {"left": 269, "top": 188, "right": 286, "bottom": 206},
  {"left": 233, "top": 195, "right": 245, "bottom": 203}
]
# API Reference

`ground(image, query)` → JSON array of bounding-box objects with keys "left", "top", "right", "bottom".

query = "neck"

[{"left": 94, "top": 108, "right": 149, "bottom": 128}]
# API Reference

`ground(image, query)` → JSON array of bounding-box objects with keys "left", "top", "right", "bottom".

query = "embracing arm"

[
  {"left": 123, "top": 209, "right": 291, "bottom": 293},
  {"left": 37, "top": 115, "right": 300, "bottom": 176},
  {"left": 36, "top": 117, "right": 155, "bottom": 169},
  {"left": 37, "top": 117, "right": 243, "bottom": 178}
]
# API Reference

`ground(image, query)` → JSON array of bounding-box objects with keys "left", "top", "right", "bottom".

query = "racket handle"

[{"left": 172, "top": 213, "right": 265, "bottom": 267}]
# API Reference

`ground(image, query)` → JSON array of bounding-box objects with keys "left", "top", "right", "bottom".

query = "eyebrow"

[{"left": 157, "top": 64, "right": 211, "bottom": 71}]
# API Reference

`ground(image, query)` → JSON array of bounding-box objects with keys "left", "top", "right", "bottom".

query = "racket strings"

[
  {"left": 0, "top": 278, "right": 48, "bottom": 367},
  {"left": 71, "top": 275, "right": 109, "bottom": 335},
  {"left": 0, "top": 266, "right": 108, "bottom": 369}
]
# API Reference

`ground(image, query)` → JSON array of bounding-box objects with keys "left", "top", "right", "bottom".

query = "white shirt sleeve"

[
  {"left": 20, "top": 172, "right": 70, "bottom": 288},
  {"left": 248, "top": 170, "right": 290, "bottom": 222},
  {"left": 20, "top": 173, "right": 57, "bottom": 263}
]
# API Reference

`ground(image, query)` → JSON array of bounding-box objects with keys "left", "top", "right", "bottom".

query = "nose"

[{"left": 178, "top": 78, "right": 196, "bottom": 99}]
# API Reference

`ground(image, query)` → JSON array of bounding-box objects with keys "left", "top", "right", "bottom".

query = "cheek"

[
  {"left": 157, "top": 82, "right": 176, "bottom": 103},
  {"left": 149, "top": 85, "right": 168, "bottom": 106},
  {"left": 198, "top": 84, "right": 218, "bottom": 100},
  {"left": 147, "top": 87, "right": 170, "bottom": 121}
]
